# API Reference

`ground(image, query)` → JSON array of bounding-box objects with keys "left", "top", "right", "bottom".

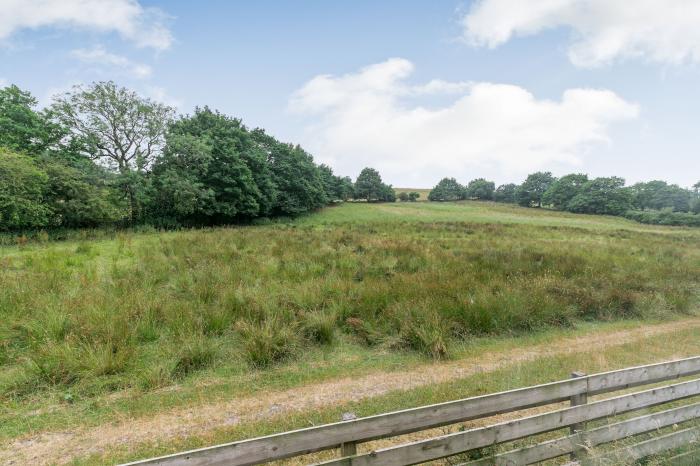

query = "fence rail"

[{"left": 124, "top": 355, "right": 700, "bottom": 466}]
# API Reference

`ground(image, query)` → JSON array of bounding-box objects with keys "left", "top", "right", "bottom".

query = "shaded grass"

[{"left": 0, "top": 201, "right": 698, "bottom": 437}]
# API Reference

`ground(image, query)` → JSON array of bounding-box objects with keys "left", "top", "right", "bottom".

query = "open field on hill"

[
  {"left": 1, "top": 200, "right": 699, "bottom": 464},
  {"left": 393, "top": 187, "right": 432, "bottom": 201}
]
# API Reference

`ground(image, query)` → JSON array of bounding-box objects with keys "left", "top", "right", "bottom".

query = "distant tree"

[
  {"left": 408, "top": 191, "right": 420, "bottom": 202},
  {"left": 694, "top": 181, "right": 700, "bottom": 194},
  {"left": 379, "top": 183, "right": 397, "bottom": 202},
  {"left": 252, "top": 128, "right": 328, "bottom": 215},
  {"left": 0, "top": 149, "right": 51, "bottom": 230},
  {"left": 50, "top": 81, "right": 174, "bottom": 222},
  {"left": 542, "top": 173, "right": 588, "bottom": 210},
  {"left": 428, "top": 178, "right": 465, "bottom": 201},
  {"left": 335, "top": 176, "right": 355, "bottom": 201},
  {"left": 398, "top": 192, "right": 409, "bottom": 202},
  {"left": 494, "top": 183, "right": 518, "bottom": 203},
  {"left": 466, "top": 178, "right": 495, "bottom": 200},
  {"left": 0, "top": 85, "right": 60, "bottom": 154},
  {"left": 691, "top": 198, "right": 700, "bottom": 215},
  {"left": 156, "top": 109, "right": 278, "bottom": 224},
  {"left": 355, "top": 167, "right": 385, "bottom": 202},
  {"left": 566, "top": 177, "right": 632, "bottom": 215},
  {"left": 628, "top": 180, "right": 692, "bottom": 212},
  {"left": 319, "top": 164, "right": 354, "bottom": 201},
  {"left": 42, "top": 159, "right": 122, "bottom": 228},
  {"left": 516, "top": 172, "right": 555, "bottom": 207}
]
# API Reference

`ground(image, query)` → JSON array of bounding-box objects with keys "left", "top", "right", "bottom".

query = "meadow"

[{"left": 1, "top": 201, "right": 699, "bottom": 463}]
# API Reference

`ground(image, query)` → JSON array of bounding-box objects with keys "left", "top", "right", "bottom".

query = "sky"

[{"left": 1, "top": 0, "right": 699, "bottom": 188}]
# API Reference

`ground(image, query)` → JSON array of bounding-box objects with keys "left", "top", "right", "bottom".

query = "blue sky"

[{"left": 1, "top": 0, "right": 698, "bottom": 188}]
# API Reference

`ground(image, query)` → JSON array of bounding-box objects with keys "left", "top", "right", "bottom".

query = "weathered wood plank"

[
  {"left": 587, "top": 356, "right": 700, "bottom": 395},
  {"left": 314, "top": 378, "right": 700, "bottom": 466},
  {"left": 122, "top": 356, "right": 700, "bottom": 466},
  {"left": 122, "top": 379, "right": 588, "bottom": 466},
  {"left": 461, "top": 402, "right": 700, "bottom": 465},
  {"left": 599, "top": 427, "right": 700, "bottom": 463}
]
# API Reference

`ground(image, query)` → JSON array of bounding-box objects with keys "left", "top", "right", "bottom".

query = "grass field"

[{"left": 1, "top": 201, "right": 699, "bottom": 463}]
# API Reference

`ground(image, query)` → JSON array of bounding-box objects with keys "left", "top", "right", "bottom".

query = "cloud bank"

[
  {"left": 462, "top": 0, "right": 700, "bottom": 67},
  {"left": 70, "top": 46, "right": 152, "bottom": 79},
  {"left": 0, "top": 0, "right": 172, "bottom": 50},
  {"left": 290, "top": 58, "right": 638, "bottom": 185}
]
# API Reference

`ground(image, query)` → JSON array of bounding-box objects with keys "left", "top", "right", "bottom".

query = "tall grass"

[{"left": 0, "top": 202, "right": 698, "bottom": 401}]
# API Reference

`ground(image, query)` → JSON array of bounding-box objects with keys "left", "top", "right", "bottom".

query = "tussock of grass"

[
  {"left": 237, "top": 318, "right": 300, "bottom": 368},
  {"left": 0, "top": 201, "right": 698, "bottom": 405}
]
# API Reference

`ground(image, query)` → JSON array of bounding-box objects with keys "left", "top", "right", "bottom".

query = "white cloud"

[
  {"left": 289, "top": 58, "right": 638, "bottom": 185},
  {"left": 462, "top": 0, "right": 700, "bottom": 67},
  {"left": 70, "top": 46, "right": 151, "bottom": 79},
  {"left": 144, "top": 85, "right": 183, "bottom": 110},
  {"left": 0, "top": 0, "right": 172, "bottom": 50},
  {"left": 0, "top": 78, "right": 7, "bottom": 88}
]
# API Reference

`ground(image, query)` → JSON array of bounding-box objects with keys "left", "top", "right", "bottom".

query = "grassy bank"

[
  {"left": 0, "top": 201, "right": 698, "bottom": 443},
  {"left": 66, "top": 323, "right": 700, "bottom": 465}
]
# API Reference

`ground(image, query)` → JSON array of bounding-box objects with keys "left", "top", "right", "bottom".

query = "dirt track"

[{"left": 3, "top": 318, "right": 700, "bottom": 465}]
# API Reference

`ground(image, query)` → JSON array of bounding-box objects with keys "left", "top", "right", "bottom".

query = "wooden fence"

[{"left": 124, "top": 356, "right": 700, "bottom": 466}]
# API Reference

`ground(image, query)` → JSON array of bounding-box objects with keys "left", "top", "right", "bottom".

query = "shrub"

[{"left": 623, "top": 209, "right": 700, "bottom": 227}]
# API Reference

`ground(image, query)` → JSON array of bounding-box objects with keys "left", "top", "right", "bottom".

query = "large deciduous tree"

[
  {"left": 354, "top": 167, "right": 385, "bottom": 202},
  {"left": 516, "top": 172, "right": 555, "bottom": 207},
  {"left": 50, "top": 81, "right": 174, "bottom": 222},
  {"left": 428, "top": 177, "right": 465, "bottom": 201},
  {"left": 466, "top": 178, "right": 495, "bottom": 200},
  {"left": 252, "top": 128, "right": 328, "bottom": 214},
  {"left": 542, "top": 173, "right": 588, "bottom": 210},
  {"left": 0, "top": 84, "right": 60, "bottom": 154},
  {"left": 494, "top": 183, "right": 518, "bottom": 203},
  {"left": 567, "top": 177, "right": 632, "bottom": 215},
  {"left": 0, "top": 149, "right": 51, "bottom": 230},
  {"left": 628, "top": 180, "right": 693, "bottom": 212},
  {"left": 150, "top": 107, "right": 272, "bottom": 224}
]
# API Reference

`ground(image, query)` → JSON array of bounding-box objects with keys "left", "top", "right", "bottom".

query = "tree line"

[
  {"left": 0, "top": 82, "right": 397, "bottom": 232},
  {"left": 429, "top": 173, "right": 700, "bottom": 226}
]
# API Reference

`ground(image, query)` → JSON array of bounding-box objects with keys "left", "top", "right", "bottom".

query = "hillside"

[{"left": 1, "top": 201, "right": 699, "bottom": 464}]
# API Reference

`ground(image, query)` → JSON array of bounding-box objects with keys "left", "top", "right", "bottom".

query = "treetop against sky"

[{"left": 1, "top": 0, "right": 699, "bottom": 187}]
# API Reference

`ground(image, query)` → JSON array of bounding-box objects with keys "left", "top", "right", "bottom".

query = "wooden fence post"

[
  {"left": 340, "top": 412, "right": 358, "bottom": 457},
  {"left": 570, "top": 371, "right": 588, "bottom": 462}
]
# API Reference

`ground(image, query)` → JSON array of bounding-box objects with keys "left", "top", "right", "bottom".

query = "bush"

[{"left": 623, "top": 209, "right": 700, "bottom": 227}]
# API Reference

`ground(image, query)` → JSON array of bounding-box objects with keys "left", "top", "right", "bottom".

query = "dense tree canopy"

[
  {"left": 516, "top": 172, "right": 555, "bottom": 207},
  {"left": 465, "top": 178, "right": 495, "bottom": 200},
  {"left": 428, "top": 178, "right": 465, "bottom": 201},
  {"left": 0, "top": 81, "right": 697, "bottom": 232},
  {"left": 51, "top": 82, "right": 175, "bottom": 222},
  {"left": 0, "top": 83, "right": 401, "bottom": 232},
  {"left": 424, "top": 171, "right": 698, "bottom": 227},
  {"left": 0, "top": 149, "right": 51, "bottom": 230},
  {"left": 494, "top": 183, "right": 518, "bottom": 203},
  {"left": 628, "top": 180, "right": 693, "bottom": 212},
  {"left": 354, "top": 167, "right": 395, "bottom": 202},
  {"left": 542, "top": 173, "right": 588, "bottom": 210},
  {"left": 0, "top": 85, "right": 59, "bottom": 155},
  {"left": 566, "top": 177, "right": 632, "bottom": 215}
]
